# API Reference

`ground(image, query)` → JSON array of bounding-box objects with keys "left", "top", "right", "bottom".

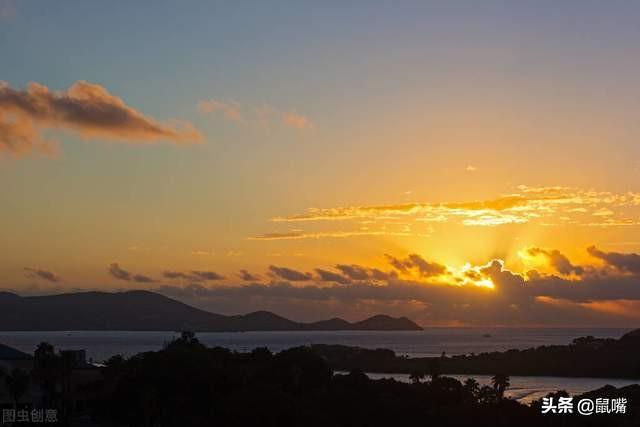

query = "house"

[
  {"left": 1, "top": 344, "right": 102, "bottom": 422},
  {"left": 0, "top": 343, "right": 33, "bottom": 372},
  {"left": 0, "top": 343, "right": 34, "bottom": 406}
]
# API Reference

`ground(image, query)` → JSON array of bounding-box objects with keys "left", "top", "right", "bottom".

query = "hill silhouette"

[
  {"left": 0, "top": 290, "right": 422, "bottom": 332},
  {"left": 310, "top": 333, "right": 640, "bottom": 379}
]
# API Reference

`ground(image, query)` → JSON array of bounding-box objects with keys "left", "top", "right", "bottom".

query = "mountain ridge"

[{"left": 0, "top": 290, "right": 423, "bottom": 332}]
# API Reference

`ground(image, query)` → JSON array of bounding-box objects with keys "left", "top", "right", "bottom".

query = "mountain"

[
  {"left": 0, "top": 290, "right": 422, "bottom": 332},
  {"left": 352, "top": 314, "right": 421, "bottom": 331}
]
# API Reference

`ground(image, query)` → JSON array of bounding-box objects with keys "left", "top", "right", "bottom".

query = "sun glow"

[{"left": 447, "top": 262, "right": 496, "bottom": 289}]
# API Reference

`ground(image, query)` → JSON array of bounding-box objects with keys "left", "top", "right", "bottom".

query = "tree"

[
  {"left": 4, "top": 368, "right": 30, "bottom": 408},
  {"left": 165, "top": 330, "right": 205, "bottom": 350},
  {"left": 32, "top": 342, "right": 61, "bottom": 408},
  {"left": 491, "top": 373, "right": 510, "bottom": 399},
  {"left": 34, "top": 342, "right": 55, "bottom": 362},
  {"left": 409, "top": 370, "right": 425, "bottom": 384},
  {"left": 463, "top": 378, "right": 480, "bottom": 398},
  {"left": 477, "top": 385, "right": 498, "bottom": 404},
  {"left": 427, "top": 359, "right": 441, "bottom": 382}
]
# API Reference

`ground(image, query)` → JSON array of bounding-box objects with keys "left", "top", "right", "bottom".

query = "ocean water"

[
  {"left": 357, "top": 373, "right": 640, "bottom": 404},
  {"left": 0, "top": 327, "right": 631, "bottom": 362},
  {"left": 0, "top": 328, "right": 637, "bottom": 403}
]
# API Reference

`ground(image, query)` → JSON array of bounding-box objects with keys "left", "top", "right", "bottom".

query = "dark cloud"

[
  {"left": 335, "top": 264, "right": 369, "bottom": 280},
  {"left": 407, "top": 254, "right": 447, "bottom": 277},
  {"left": 108, "top": 263, "right": 155, "bottom": 283},
  {"left": 0, "top": 80, "right": 202, "bottom": 156},
  {"left": 385, "top": 254, "right": 409, "bottom": 273},
  {"left": 314, "top": 269, "right": 352, "bottom": 284},
  {"left": 385, "top": 253, "right": 447, "bottom": 277},
  {"left": 82, "top": 246, "right": 640, "bottom": 325},
  {"left": 527, "top": 247, "right": 584, "bottom": 276},
  {"left": 369, "top": 268, "right": 398, "bottom": 281},
  {"left": 588, "top": 246, "right": 640, "bottom": 274},
  {"left": 131, "top": 274, "right": 155, "bottom": 283},
  {"left": 238, "top": 269, "right": 260, "bottom": 281},
  {"left": 333, "top": 264, "right": 397, "bottom": 281},
  {"left": 155, "top": 264, "right": 640, "bottom": 326},
  {"left": 108, "top": 263, "right": 131, "bottom": 281},
  {"left": 162, "top": 270, "right": 224, "bottom": 282},
  {"left": 192, "top": 271, "right": 225, "bottom": 281},
  {"left": 23, "top": 267, "right": 60, "bottom": 283},
  {"left": 163, "top": 271, "right": 190, "bottom": 280},
  {"left": 268, "top": 265, "right": 312, "bottom": 281}
]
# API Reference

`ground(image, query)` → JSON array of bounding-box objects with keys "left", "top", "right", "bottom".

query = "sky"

[{"left": 2, "top": 0, "right": 640, "bottom": 326}]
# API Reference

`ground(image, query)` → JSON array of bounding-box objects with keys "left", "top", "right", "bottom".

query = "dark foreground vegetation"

[
  {"left": 2, "top": 332, "right": 639, "bottom": 426},
  {"left": 312, "top": 332, "right": 640, "bottom": 379},
  {"left": 95, "top": 333, "right": 640, "bottom": 426}
]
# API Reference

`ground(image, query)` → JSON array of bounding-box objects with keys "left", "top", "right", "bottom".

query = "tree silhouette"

[
  {"left": 409, "top": 370, "right": 425, "bottom": 384},
  {"left": 463, "top": 377, "right": 480, "bottom": 398},
  {"left": 427, "top": 358, "right": 441, "bottom": 382},
  {"left": 491, "top": 373, "right": 510, "bottom": 399},
  {"left": 33, "top": 342, "right": 61, "bottom": 409}
]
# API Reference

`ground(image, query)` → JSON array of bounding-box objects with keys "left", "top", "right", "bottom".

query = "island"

[
  {"left": 0, "top": 290, "right": 422, "bottom": 332},
  {"left": 309, "top": 332, "right": 640, "bottom": 379}
]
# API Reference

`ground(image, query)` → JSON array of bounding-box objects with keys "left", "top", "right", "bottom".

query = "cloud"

[
  {"left": 23, "top": 267, "right": 60, "bottom": 283},
  {"left": 526, "top": 247, "right": 584, "bottom": 276},
  {"left": 314, "top": 269, "right": 352, "bottom": 284},
  {"left": 264, "top": 186, "right": 640, "bottom": 233},
  {"left": 249, "top": 230, "right": 411, "bottom": 240},
  {"left": 385, "top": 254, "right": 447, "bottom": 277},
  {"left": 0, "top": 112, "right": 58, "bottom": 156},
  {"left": 238, "top": 269, "right": 260, "bottom": 281},
  {"left": 90, "top": 246, "right": 640, "bottom": 325},
  {"left": 197, "top": 99, "right": 242, "bottom": 121},
  {"left": 198, "top": 98, "right": 312, "bottom": 130},
  {"left": 162, "top": 270, "right": 225, "bottom": 282},
  {"left": 281, "top": 112, "right": 312, "bottom": 129},
  {"left": 154, "top": 268, "right": 640, "bottom": 326},
  {"left": 108, "top": 263, "right": 156, "bottom": 283},
  {"left": 268, "top": 265, "right": 311, "bottom": 281},
  {"left": 0, "top": 81, "right": 202, "bottom": 156},
  {"left": 587, "top": 246, "right": 640, "bottom": 274},
  {"left": 335, "top": 264, "right": 370, "bottom": 280},
  {"left": 369, "top": 268, "right": 399, "bottom": 281}
]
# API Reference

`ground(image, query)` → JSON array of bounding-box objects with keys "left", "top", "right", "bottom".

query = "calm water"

[
  {"left": 358, "top": 372, "right": 640, "bottom": 404},
  {"left": 1, "top": 328, "right": 636, "bottom": 403},
  {"left": 0, "top": 327, "right": 631, "bottom": 362}
]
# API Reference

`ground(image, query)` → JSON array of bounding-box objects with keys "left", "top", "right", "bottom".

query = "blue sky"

[{"left": 2, "top": 1, "right": 640, "bottom": 324}]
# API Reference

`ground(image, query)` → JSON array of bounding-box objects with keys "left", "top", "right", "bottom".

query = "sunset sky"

[{"left": 2, "top": 1, "right": 640, "bottom": 326}]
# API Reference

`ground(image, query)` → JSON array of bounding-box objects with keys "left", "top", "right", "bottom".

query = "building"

[
  {"left": 0, "top": 343, "right": 34, "bottom": 406},
  {"left": 0, "top": 343, "right": 33, "bottom": 372}
]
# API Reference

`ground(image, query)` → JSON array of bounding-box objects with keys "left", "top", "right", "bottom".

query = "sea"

[{"left": 0, "top": 327, "right": 637, "bottom": 404}]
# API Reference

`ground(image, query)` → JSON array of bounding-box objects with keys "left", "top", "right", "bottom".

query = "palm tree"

[{"left": 491, "top": 373, "right": 510, "bottom": 399}]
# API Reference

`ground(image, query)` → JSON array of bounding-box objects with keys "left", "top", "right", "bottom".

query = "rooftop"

[{"left": 0, "top": 343, "right": 32, "bottom": 361}]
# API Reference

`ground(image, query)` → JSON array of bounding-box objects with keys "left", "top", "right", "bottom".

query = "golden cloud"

[{"left": 266, "top": 186, "right": 640, "bottom": 230}]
